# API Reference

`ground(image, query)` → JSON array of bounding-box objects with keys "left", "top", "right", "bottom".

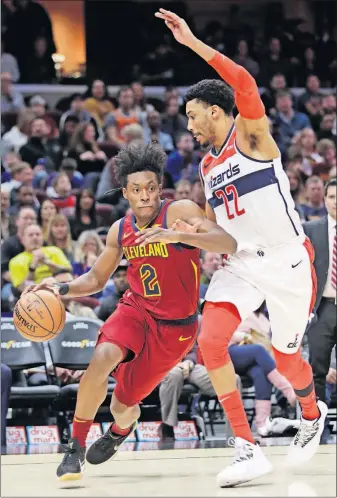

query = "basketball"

[{"left": 13, "top": 290, "right": 66, "bottom": 342}]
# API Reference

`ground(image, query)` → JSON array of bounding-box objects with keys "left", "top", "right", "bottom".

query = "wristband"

[{"left": 57, "top": 283, "right": 69, "bottom": 296}]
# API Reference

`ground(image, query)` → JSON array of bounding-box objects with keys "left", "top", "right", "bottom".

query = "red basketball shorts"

[{"left": 96, "top": 292, "right": 198, "bottom": 406}]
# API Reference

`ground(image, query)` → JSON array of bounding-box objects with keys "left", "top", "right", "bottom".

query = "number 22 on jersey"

[
  {"left": 140, "top": 264, "right": 161, "bottom": 297},
  {"left": 215, "top": 184, "right": 245, "bottom": 220}
]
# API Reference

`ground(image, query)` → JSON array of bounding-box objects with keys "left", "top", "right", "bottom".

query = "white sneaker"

[
  {"left": 217, "top": 437, "right": 273, "bottom": 488},
  {"left": 287, "top": 400, "right": 328, "bottom": 466},
  {"left": 257, "top": 417, "right": 300, "bottom": 437},
  {"left": 257, "top": 417, "right": 273, "bottom": 437}
]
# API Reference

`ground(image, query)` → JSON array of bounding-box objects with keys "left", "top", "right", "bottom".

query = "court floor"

[{"left": 2, "top": 445, "right": 336, "bottom": 497}]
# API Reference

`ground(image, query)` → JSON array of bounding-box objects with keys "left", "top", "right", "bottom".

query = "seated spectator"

[
  {"left": 166, "top": 132, "right": 198, "bottom": 183},
  {"left": 1, "top": 39, "right": 20, "bottom": 82},
  {"left": 95, "top": 259, "right": 129, "bottom": 321},
  {"left": 228, "top": 310, "right": 296, "bottom": 436},
  {"left": 273, "top": 91, "right": 312, "bottom": 148},
  {"left": 68, "top": 122, "right": 107, "bottom": 177},
  {"left": 19, "top": 117, "right": 62, "bottom": 169},
  {"left": 321, "top": 94, "right": 336, "bottom": 117},
  {"left": 261, "top": 73, "right": 288, "bottom": 116},
  {"left": 143, "top": 111, "right": 174, "bottom": 153},
  {"left": 286, "top": 168, "right": 306, "bottom": 221},
  {"left": 131, "top": 81, "right": 154, "bottom": 119},
  {"left": 297, "top": 75, "right": 323, "bottom": 114},
  {"left": 200, "top": 251, "right": 222, "bottom": 300},
  {"left": 1, "top": 207, "right": 37, "bottom": 285},
  {"left": 290, "top": 128, "right": 323, "bottom": 177},
  {"left": 1, "top": 72, "right": 24, "bottom": 113},
  {"left": 69, "top": 189, "right": 97, "bottom": 240},
  {"left": 2, "top": 108, "right": 35, "bottom": 153},
  {"left": 9, "top": 184, "right": 38, "bottom": 217},
  {"left": 233, "top": 39, "right": 259, "bottom": 79},
  {"left": 9, "top": 223, "right": 71, "bottom": 292},
  {"left": 259, "top": 37, "right": 290, "bottom": 86},
  {"left": 59, "top": 115, "right": 80, "bottom": 153},
  {"left": 21, "top": 35, "right": 56, "bottom": 83},
  {"left": 161, "top": 96, "right": 188, "bottom": 142},
  {"left": 46, "top": 213, "right": 76, "bottom": 262},
  {"left": 2, "top": 161, "right": 33, "bottom": 193},
  {"left": 28, "top": 95, "right": 58, "bottom": 138},
  {"left": 317, "top": 114, "right": 336, "bottom": 144},
  {"left": 1, "top": 364, "right": 12, "bottom": 448},
  {"left": 174, "top": 179, "right": 192, "bottom": 201},
  {"left": 300, "top": 176, "right": 327, "bottom": 221},
  {"left": 104, "top": 86, "right": 144, "bottom": 149},
  {"left": 46, "top": 172, "right": 76, "bottom": 217},
  {"left": 1, "top": 186, "right": 11, "bottom": 240},
  {"left": 59, "top": 93, "right": 101, "bottom": 138},
  {"left": 314, "top": 139, "right": 336, "bottom": 180},
  {"left": 72, "top": 230, "right": 104, "bottom": 281},
  {"left": 44, "top": 158, "right": 84, "bottom": 194},
  {"left": 84, "top": 79, "right": 114, "bottom": 127},
  {"left": 191, "top": 178, "right": 206, "bottom": 212},
  {"left": 293, "top": 47, "right": 320, "bottom": 87},
  {"left": 37, "top": 198, "right": 58, "bottom": 239},
  {"left": 1, "top": 150, "right": 21, "bottom": 183}
]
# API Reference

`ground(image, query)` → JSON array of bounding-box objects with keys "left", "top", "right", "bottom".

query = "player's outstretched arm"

[
  {"left": 136, "top": 200, "right": 237, "bottom": 254},
  {"left": 155, "top": 8, "right": 279, "bottom": 158},
  {"left": 23, "top": 221, "right": 123, "bottom": 298}
]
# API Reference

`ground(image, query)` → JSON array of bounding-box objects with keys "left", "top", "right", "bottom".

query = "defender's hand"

[
  {"left": 172, "top": 219, "right": 202, "bottom": 234},
  {"left": 155, "top": 8, "right": 196, "bottom": 47},
  {"left": 135, "top": 227, "right": 180, "bottom": 246}
]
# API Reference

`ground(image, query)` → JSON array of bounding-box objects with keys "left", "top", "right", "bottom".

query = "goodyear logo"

[
  {"left": 73, "top": 322, "right": 89, "bottom": 330},
  {"left": 61, "top": 339, "right": 96, "bottom": 348},
  {"left": 1, "top": 340, "right": 31, "bottom": 349}
]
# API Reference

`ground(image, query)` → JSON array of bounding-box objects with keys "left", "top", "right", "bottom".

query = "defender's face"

[
  {"left": 123, "top": 171, "right": 162, "bottom": 222},
  {"left": 186, "top": 99, "right": 216, "bottom": 148}
]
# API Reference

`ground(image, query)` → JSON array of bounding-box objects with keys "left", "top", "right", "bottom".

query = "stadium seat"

[{"left": 0, "top": 318, "right": 60, "bottom": 409}]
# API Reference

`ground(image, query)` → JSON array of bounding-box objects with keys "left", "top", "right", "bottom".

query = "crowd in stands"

[{"left": 1, "top": 1, "right": 336, "bottom": 447}]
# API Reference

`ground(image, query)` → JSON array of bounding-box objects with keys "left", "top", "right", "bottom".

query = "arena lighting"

[{"left": 52, "top": 53, "right": 65, "bottom": 77}]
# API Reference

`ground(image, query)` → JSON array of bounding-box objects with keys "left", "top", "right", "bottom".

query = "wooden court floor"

[{"left": 2, "top": 445, "right": 336, "bottom": 497}]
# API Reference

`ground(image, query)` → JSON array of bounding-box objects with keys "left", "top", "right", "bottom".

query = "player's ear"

[
  {"left": 158, "top": 183, "right": 162, "bottom": 195},
  {"left": 122, "top": 187, "right": 128, "bottom": 200},
  {"left": 211, "top": 105, "right": 221, "bottom": 120}
]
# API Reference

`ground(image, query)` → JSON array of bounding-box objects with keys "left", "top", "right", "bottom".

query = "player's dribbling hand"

[
  {"left": 21, "top": 279, "right": 60, "bottom": 297},
  {"left": 155, "top": 8, "right": 196, "bottom": 47}
]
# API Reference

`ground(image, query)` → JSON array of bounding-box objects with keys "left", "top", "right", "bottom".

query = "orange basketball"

[{"left": 13, "top": 289, "right": 66, "bottom": 342}]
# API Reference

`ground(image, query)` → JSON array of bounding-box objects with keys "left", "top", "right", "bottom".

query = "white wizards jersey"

[{"left": 200, "top": 125, "right": 304, "bottom": 250}]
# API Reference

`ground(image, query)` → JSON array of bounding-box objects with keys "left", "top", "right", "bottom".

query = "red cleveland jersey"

[{"left": 118, "top": 200, "right": 200, "bottom": 320}]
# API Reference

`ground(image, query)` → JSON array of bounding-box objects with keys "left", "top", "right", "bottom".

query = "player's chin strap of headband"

[{"left": 56, "top": 283, "right": 70, "bottom": 296}]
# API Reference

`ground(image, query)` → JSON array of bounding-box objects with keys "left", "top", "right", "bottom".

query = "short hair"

[
  {"left": 11, "top": 161, "right": 31, "bottom": 177},
  {"left": 305, "top": 175, "right": 324, "bottom": 188},
  {"left": 52, "top": 172, "right": 69, "bottom": 189},
  {"left": 317, "top": 138, "right": 335, "bottom": 156},
  {"left": 325, "top": 177, "right": 336, "bottom": 196},
  {"left": 114, "top": 142, "right": 167, "bottom": 188},
  {"left": 117, "top": 85, "right": 132, "bottom": 99},
  {"left": 276, "top": 90, "right": 292, "bottom": 100},
  {"left": 185, "top": 79, "right": 235, "bottom": 116}
]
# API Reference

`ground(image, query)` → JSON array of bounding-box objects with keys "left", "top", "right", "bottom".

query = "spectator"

[
  {"left": 19, "top": 117, "right": 62, "bottom": 169},
  {"left": 9, "top": 184, "right": 38, "bottom": 217},
  {"left": 317, "top": 140, "right": 336, "bottom": 171},
  {"left": 321, "top": 94, "right": 336, "bottom": 116},
  {"left": 140, "top": 42, "right": 176, "bottom": 86},
  {"left": 317, "top": 115, "right": 337, "bottom": 144},
  {"left": 59, "top": 115, "right": 80, "bottom": 153},
  {"left": 161, "top": 96, "right": 188, "bottom": 143},
  {"left": 300, "top": 176, "right": 327, "bottom": 221},
  {"left": 95, "top": 260, "right": 129, "bottom": 321},
  {"left": 59, "top": 94, "right": 101, "bottom": 139},
  {"left": 46, "top": 213, "right": 75, "bottom": 262},
  {"left": 294, "top": 47, "right": 319, "bottom": 87},
  {"left": 46, "top": 172, "right": 76, "bottom": 217},
  {"left": 144, "top": 110, "right": 174, "bottom": 153},
  {"left": 297, "top": 75, "right": 322, "bottom": 111},
  {"left": 104, "top": 86, "right": 143, "bottom": 149},
  {"left": 1, "top": 39, "right": 20, "bottom": 82},
  {"left": 273, "top": 91, "right": 312, "bottom": 148},
  {"left": 290, "top": 128, "right": 323, "bottom": 177},
  {"left": 1, "top": 186, "right": 11, "bottom": 240},
  {"left": 259, "top": 37, "right": 290, "bottom": 86},
  {"left": 37, "top": 198, "right": 58, "bottom": 239},
  {"left": 191, "top": 178, "right": 206, "bottom": 212},
  {"left": 1, "top": 206, "right": 37, "bottom": 285},
  {"left": 174, "top": 179, "right": 192, "bottom": 201},
  {"left": 1, "top": 72, "right": 24, "bottom": 113},
  {"left": 68, "top": 122, "right": 107, "bottom": 177},
  {"left": 2, "top": 162, "right": 33, "bottom": 193},
  {"left": 131, "top": 81, "right": 154, "bottom": 118},
  {"left": 43, "top": 157, "right": 84, "bottom": 193},
  {"left": 1, "top": 364, "right": 12, "bottom": 448},
  {"left": 304, "top": 178, "right": 336, "bottom": 408},
  {"left": 200, "top": 252, "right": 222, "bottom": 300},
  {"left": 21, "top": 35, "right": 56, "bottom": 83},
  {"left": 9, "top": 223, "right": 71, "bottom": 292},
  {"left": 261, "top": 73, "right": 288, "bottom": 115},
  {"left": 233, "top": 39, "right": 259, "bottom": 79},
  {"left": 286, "top": 168, "right": 306, "bottom": 221},
  {"left": 166, "top": 132, "right": 198, "bottom": 184},
  {"left": 2, "top": 108, "right": 36, "bottom": 153},
  {"left": 84, "top": 79, "right": 114, "bottom": 127},
  {"left": 72, "top": 230, "right": 104, "bottom": 280},
  {"left": 69, "top": 189, "right": 97, "bottom": 240}
]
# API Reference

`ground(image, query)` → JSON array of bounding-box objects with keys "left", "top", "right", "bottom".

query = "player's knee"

[
  {"left": 273, "top": 347, "right": 301, "bottom": 381},
  {"left": 89, "top": 342, "right": 124, "bottom": 379},
  {"left": 198, "top": 302, "right": 241, "bottom": 371}
]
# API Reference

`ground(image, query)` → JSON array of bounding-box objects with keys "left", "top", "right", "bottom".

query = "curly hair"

[
  {"left": 114, "top": 142, "right": 167, "bottom": 188},
  {"left": 185, "top": 79, "right": 235, "bottom": 116}
]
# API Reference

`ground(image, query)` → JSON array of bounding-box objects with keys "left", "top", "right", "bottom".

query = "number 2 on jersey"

[
  {"left": 215, "top": 185, "right": 245, "bottom": 220},
  {"left": 140, "top": 264, "right": 161, "bottom": 297}
]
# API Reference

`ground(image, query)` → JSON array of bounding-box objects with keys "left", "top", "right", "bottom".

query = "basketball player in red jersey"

[
  {"left": 26, "top": 142, "right": 237, "bottom": 481},
  {"left": 156, "top": 8, "right": 327, "bottom": 488}
]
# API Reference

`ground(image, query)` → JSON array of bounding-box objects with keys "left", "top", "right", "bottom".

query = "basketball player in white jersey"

[{"left": 149, "top": 8, "right": 328, "bottom": 488}]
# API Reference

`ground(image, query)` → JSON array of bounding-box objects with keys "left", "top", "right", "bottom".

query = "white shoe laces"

[
  {"left": 228, "top": 437, "right": 254, "bottom": 464},
  {"left": 293, "top": 419, "right": 319, "bottom": 447}
]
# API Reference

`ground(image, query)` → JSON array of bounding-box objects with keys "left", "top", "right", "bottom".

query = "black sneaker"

[
  {"left": 86, "top": 421, "right": 137, "bottom": 465},
  {"left": 57, "top": 438, "right": 86, "bottom": 481}
]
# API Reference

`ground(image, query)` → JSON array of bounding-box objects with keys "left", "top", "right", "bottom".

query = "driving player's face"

[{"left": 124, "top": 171, "right": 162, "bottom": 223}]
